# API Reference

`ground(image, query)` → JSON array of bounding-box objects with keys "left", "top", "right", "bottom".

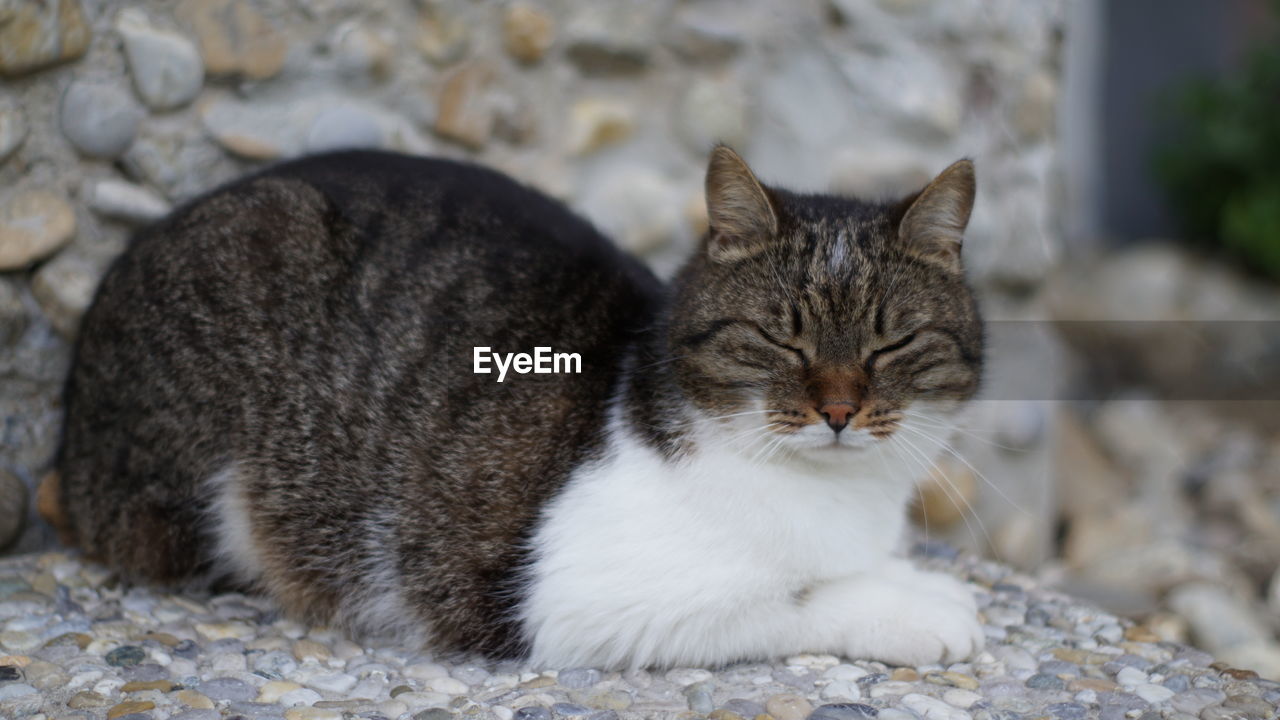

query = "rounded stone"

[
  {"left": 809, "top": 702, "right": 879, "bottom": 720},
  {"left": 30, "top": 250, "right": 103, "bottom": 338},
  {"left": 60, "top": 80, "right": 144, "bottom": 158},
  {"left": 197, "top": 677, "right": 256, "bottom": 703},
  {"left": 85, "top": 179, "right": 172, "bottom": 224},
  {"left": 503, "top": 2, "right": 554, "bottom": 64},
  {"left": 306, "top": 106, "right": 384, "bottom": 153},
  {"left": 115, "top": 7, "right": 204, "bottom": 111},
  {"left": 764, "top": 693, "right": 812, "bottom": 720},
  {"left": 0, "top": 0, "right": 91, "bottom": 76},
  {"left": 106, "top": 645, "right": 147, "bottom": 667},
  {"left": 558, "top": 667, "right": 602, "bottom": 689},
  {"left": 514, "top": 708, "right": 550, "bottom": 720},
  {"left": 549, "top": 703, "right": 590, "bottom": 717},
  {"left": 0, "top": 189, "right": 76, "bottom": 270},
  {"left": 1026, "top": 673, "right": 1066, "bottom": 690}
]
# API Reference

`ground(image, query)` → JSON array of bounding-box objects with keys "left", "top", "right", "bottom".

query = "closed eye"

[
  {"left": 867, "top": 333, "right": 918, "bottom": 369},
  {"left": 753, "top": 323, "right": 808, "bottom": 366}
]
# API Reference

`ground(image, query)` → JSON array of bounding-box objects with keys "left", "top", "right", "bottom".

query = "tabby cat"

[{"left": 55, "top": 146, "right": 984, "bottom": 668}]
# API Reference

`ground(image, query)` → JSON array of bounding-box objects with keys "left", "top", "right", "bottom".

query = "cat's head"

[{"left": 668, "top": 146, "right": 982, "bottom": 459}]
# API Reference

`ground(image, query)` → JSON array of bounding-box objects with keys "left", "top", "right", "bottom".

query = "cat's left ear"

[
  {"left": 896, "top": 159, "right": 976, "bottom": 272},
  {"left": 704, "top": 145, "right": 779, "bottom": 263}
]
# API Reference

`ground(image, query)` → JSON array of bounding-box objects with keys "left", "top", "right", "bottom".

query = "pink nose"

[{"left": 819, "top": 403, "right": 855, "bottom": 433}]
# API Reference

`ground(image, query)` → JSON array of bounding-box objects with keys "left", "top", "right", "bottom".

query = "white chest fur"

[{"left": 520, "top": 412, "right": 981, "bottom": 669}]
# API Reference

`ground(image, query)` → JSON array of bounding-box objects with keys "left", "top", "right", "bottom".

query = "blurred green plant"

[{"left": 1153, "top": 10, "right": 1280, "bottom": 280}]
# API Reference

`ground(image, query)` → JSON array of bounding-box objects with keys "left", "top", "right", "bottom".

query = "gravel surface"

[{"left": 2, "top": 544, "right": 1277, "bottom": 720}]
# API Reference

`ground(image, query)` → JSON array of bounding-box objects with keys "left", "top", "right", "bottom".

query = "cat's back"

[{"left": 59, "top": 152, "right": 661, "bottom": 647}]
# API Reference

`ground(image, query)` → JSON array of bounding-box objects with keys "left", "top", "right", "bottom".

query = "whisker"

[{"left": 898, "top": 422, "right": 1030, "bottom": 517}]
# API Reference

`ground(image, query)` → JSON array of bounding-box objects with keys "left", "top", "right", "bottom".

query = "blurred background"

[{"left": 0, "top": 0, "right": 1277, "bottom": 675}]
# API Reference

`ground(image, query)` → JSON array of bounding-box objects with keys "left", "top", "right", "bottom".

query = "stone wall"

[{"left": 0, "top": 0, "right": 1066, "bottom": 554}]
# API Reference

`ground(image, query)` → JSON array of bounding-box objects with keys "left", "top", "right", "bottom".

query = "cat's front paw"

[{"left": 840, "top": 577, "right": 983, "bottom": 666}]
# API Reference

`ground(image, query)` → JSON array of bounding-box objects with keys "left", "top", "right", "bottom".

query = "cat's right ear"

[{"left": 704, "top": 145, "right": 778, "bottom": 263}]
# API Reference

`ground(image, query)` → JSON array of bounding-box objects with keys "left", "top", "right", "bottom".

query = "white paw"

[
  {"left": 884, "top": 561, "right": 978, "bottom": 613},
  {"left": 840, "top": 574, "right": 984, "bottom": 666}
]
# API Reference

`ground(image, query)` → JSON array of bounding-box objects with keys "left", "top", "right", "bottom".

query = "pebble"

[
  {"left": 821, "top": 680, "right": 862, "bottom": 700},
  {"left": 60, "top": 80, "right": 144, "bottom": 158},
  {"left": 901, "top": 692, "right": 970, "bottom": 720},
  {"left": 1133, "top": 683, "right": 1174, "bottom": 703},
  {"left": 434, "top": 62, "right": 495, "bottom": 150},
  {"left": 810, "top": 703, "right": 880, "bottom": 720},
  {"left": 178, "top": 0, "right": 286, "bottom": 79},
  {"left": 107, "top": 700, "right": 156, "bottom": 719},
  {"left": 292, "top": 639, "right": 331, "bottom": 663},
  {"left": 685, "top": 682, "right": 715, "bottom": 712},
  {"left": 84, "top": 178, "right": 172, "bottom": 224},
  {"left": 1025, "top": 673, "right": 1066, "bottom": 690},
  {"left": 173, "top": 711, "right": 221, "bottom": 720},
  {"left": 414, "top": 7, "right": 469, "bottom": 66},
  {"left": 0, "top": 683, "right": 37, "bottom": 699},
  {"left": 198, "top": 677, "right": 257, "bottom": 702},
  {"left": 764, "top": 693, "right": 812, "bottom": 720},
  {"left": 722, "top": 699, "right": 765, "bottom": 717},
  {"left": 306, "top": 105, "right": 385, "bottom": 153},
  {"left": 514, "top": 706, "right": 551, "bottom": 720},
  {"left": 0, "top": 190, "right": 77, "bottom": 270},
  {"left": 558, "top": 667, "right": 602, "bottom": 689},
  {"left": 943, "top": 689, "right": 983, "bottom": 709},
  {"left": 563, "top": 3, "right": 655, "bottom": 74},
  {"left": 550, "top": 702, "right": 591, "bottom": 716},
  {"left": 567, "top": 99, "right": 634, "bottom": 155},
  {"left": 1221, "top": 693, "right": 1274, "bottom": 716},
  {"left": 423, "top": 675, "right": 469, "bottom": 694},
  {"left": 280, "top": 688, "right": 322, "bottom": 706},
  {"left": 307, "top": 671, "right": 357, "bottom": 694},
  {"left": 0, "top": 0, "right": 92, "bottom": 76},
  {"left": 1116, "top": 666, "right": 1148, "bottom": 686},
  {"left": 503, "top": 2, "right": 555, "bottom": 64},
  {"left": 106, "top": 645, "right": 147, "bottom": 667},
  {"left": 31, "top": 249, "right": 106, "bottom": 337},
  {"left": 115, "top": 8, "right": 204, "bottom": 110},
  {"left": 1045, "top": 702, "right": 1088, "bottom": 720}
]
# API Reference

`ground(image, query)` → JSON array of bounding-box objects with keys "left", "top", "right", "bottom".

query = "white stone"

[
  {"left": 942, "top": 689, "right": 983, "bottom": 709},
  {"left": 305, "top": 672, "right": 356, "bottom": 694},
  {"left": 279, "top": 688, "right": 323, "bottom": 707},
  {"left": 901, "top": 692, "right": 971, "bottom": 720},
  {"left": 306, "top": 105, "right": 385, "bottom": 153},
  {"left": 60, "top": 80, "right": 144, "bottom": 158},
  {"left": 819, "top": 680, "right": 861, "bottom": 701},
  {"left": 85, "top": 179, "right": 171, "bottom": 224},
  {"left": 115, "top": 8, "right": 204, "bottom": 111},
  {"left": 423, "top": 676, "right": 469, "bottom": 695},
  {"left": 1115, "top": 666, "right": 1147, "bottom": 687},
  {"left": 1134, "top": 683, "right": 1174, "bottom": 704}
]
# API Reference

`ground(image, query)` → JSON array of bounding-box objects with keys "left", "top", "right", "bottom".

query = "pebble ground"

[{"left": 1, "top": 544, "right": 1277, "bottom": 720}]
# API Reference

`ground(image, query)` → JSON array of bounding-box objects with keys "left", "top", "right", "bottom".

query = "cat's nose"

[{"left": 819, "top": 403, "right": 854, "bottom": 433}]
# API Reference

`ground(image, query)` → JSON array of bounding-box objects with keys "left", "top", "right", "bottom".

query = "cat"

[{"left": 53, "top": 145, "right": 985, "bottom": 669}]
